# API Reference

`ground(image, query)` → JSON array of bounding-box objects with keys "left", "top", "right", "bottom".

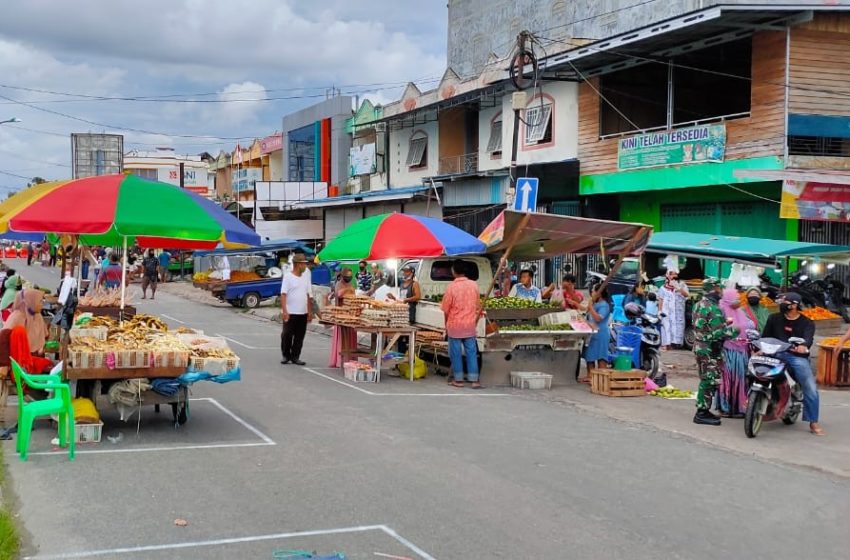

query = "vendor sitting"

[{"left": 509, "top": 269, "right": 542, "bottom": 303}]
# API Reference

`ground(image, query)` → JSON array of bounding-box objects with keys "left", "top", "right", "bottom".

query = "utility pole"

[{"left": 509, "top": 91, "right": 526, "bottom": 201}]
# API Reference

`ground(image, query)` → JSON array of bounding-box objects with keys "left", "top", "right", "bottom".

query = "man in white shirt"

[
  {"left": 280, "top": 253, "right": 313, "bottom": 366},
  {"left": 508, "top": 268, "right": 543, "bottom": 303}
]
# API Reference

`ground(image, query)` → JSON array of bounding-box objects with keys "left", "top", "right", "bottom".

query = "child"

[{"left": 645, "top": 291, "right": 659, "bottom": 318}]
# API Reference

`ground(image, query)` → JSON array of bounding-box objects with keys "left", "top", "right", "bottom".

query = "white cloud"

[{"left": 0, "top": 0, "right": 449, "bottom": 188}]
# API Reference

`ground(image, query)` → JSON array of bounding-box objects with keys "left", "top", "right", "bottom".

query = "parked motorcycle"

[
  {"left": 816, "top": 272, "right": 850, "bottom": 323},
  {"left": 744, "top": 332, "right": 804, "bottom": 438},
  {"left": 622, "top": 302, "right": 662, "bottom": 380},
  {"left": 789, "top": 271, "right": 825, "bottom": 308},
  {"left": 758, "top": 273, "right": 781, "bottom": 301}
]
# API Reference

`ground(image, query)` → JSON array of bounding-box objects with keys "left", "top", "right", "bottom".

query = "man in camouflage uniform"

[{"left": 691, "top": 278, "right": 738, "bottom": 426}]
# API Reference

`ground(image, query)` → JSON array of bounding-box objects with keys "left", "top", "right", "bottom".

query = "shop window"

[
  {"left": 486, "top": 115, "right": 503, "bottom": 156},
  {"left": 406, "top": 134, "right": 428, "bottom": 168},
  {"left": 599, "top": 63, "right": 668, "bottom": 135},
  {"left": 788, "top": 135, "right": 850, "bottom": 157},
  {"left": 599, "top": 37, "right": 752, "bottom": 135},
  {"left": 525, "top": 103, "right": 552, "bottom": 145},
  {"left": 673, "top": 38, "right": 751, "bottom": 125},
  {"left": 128, "top": 168, "right": 157, "bottom": 180}
]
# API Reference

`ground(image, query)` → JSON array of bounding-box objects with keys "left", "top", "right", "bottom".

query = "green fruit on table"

[{"left": 483, "top": 297, "right": 558, "bottom": 310}]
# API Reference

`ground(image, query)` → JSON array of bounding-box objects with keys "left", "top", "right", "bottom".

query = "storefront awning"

[
  {"left": 735, "top": 169, "right": 850, "bottom": 185},
  {"left": 647, "top": 231, "right": 850, "bottom": 266},
  {"left": 479, "top": 210, "right": 652, "bottom": 260},
  {"left": 294, "top": 185, "right": 430, "bottom": 209}
]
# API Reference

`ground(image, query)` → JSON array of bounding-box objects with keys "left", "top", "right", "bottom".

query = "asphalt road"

[{"left": 6, "top": 262, "right": 850, "bottom": 559}]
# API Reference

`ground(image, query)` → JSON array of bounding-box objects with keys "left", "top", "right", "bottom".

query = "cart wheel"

[{"left": 242, "top": 292, "right": 261, "bottom": 309}]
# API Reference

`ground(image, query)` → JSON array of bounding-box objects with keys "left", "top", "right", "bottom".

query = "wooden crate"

[
  {"left": 590, "top": 368, "right": 645, "bottom": 397},
  {"left": 816, "top": 345, "right": 850, "bottom": 387}
]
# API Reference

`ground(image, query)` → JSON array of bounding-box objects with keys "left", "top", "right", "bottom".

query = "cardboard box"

[{"left": 152, "top": 351, "right": 190, "bottom": 369}]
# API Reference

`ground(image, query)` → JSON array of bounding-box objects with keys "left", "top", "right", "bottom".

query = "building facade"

[{"left": 124, "top": 148, "right": 211, "bottom": 196}]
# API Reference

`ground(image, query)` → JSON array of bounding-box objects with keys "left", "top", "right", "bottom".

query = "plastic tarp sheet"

[
  {"left": 647, "top": 231, "right": 850, "bottom": 265},
  {"left": 478, "top": 210, "right": 652, "bottom": 260}
]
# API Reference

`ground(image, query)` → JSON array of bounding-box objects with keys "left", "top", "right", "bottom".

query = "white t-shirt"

[{"left": 280, "top": 272, "right": 313, "bottom": 314}]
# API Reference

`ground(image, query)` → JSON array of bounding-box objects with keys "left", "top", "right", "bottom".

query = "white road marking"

[
  {"left": 23, "top": 524, "right": 437, "bottom": 560},
  {"left": 159, "top": 314, "right": 186, "bottom": 324},
  {"left": 199, "top": 397, "right": 275, "bottom": 444},
  {"left": 301, "top": 368, "right": 509, "bottom": 398},
  {"left": 215, "top": 334, "right": 259, "bottom": 350},
  {"left": 27, "top": 398, "right": 275, "bottom": 455}
]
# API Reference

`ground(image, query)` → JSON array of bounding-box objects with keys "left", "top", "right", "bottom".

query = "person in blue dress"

[{"left": 581, "top": 283, "right": 613, "bottom": 383}]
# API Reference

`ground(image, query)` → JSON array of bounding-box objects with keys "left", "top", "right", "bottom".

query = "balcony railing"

[{"left": 438, "top": 152, "right": 478, "bottom": 175}]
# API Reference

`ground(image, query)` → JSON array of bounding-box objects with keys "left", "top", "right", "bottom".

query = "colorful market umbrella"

[
  {"left": 0, "top": 174, "right": 259, "bottom": 249},
  {"left": 318, "top": 212, "right": 486, "bottom": 262}
]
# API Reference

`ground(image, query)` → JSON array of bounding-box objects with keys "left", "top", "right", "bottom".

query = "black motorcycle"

[
  {"left": 790, "top": 271, "right": 825, "bottom": 308},
  {"left": 821, "top": 272, "right": 850, "bottom": 323}
]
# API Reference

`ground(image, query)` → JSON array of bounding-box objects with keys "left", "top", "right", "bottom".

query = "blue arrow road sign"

[{"left": 513, "top": 177, "right": 539, "bottom": 213}]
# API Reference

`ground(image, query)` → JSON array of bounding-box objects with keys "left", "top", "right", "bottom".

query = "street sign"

[{"left": 513, "top": 177, "right": 539, "bottom": 213}]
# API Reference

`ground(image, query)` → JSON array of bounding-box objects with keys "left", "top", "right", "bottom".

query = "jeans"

[
  {"left": 448, "top": 337, "right": 479, "bottom": 382},
  {"left": 777, "top": 351, "right": 820, "bottom": 423}
]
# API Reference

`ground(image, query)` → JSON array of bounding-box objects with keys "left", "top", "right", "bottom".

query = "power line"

[
  {"left": 0, "top": 76, "right": 442, "bottom": 103},
  {"left": 0, "top": 80, "right": 442, "bottom": 106}
]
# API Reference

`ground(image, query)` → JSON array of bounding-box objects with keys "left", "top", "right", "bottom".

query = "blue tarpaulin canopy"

[
  {"left": 195, "top": 238, "right": 313, "bottom": 257},
  {"left": 647, "top": 231, "right": 850, "bottom": 266}
]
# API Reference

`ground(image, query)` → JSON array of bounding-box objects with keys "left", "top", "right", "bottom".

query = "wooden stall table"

[
  {"left": 321, "top": 321, "right": 417, "bottom": 383},
  {"left": 64, "top": 365, "right": 190, "bottom": 425}
]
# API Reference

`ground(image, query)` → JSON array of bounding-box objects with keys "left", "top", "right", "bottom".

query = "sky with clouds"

[{"left": 0, "top": 0, "right": 447, "bottom": 193}]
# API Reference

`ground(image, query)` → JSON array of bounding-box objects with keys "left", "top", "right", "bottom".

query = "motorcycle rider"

[
  {"left": 692, "top": 278, "right": 737, "bottom": 426},
  {"left": 761, "top": 292, "right": 824, "bottom": 436}
]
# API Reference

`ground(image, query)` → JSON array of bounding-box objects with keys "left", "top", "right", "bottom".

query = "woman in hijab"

[
  {"left": 743, "top": 287, "right": 770, "bottom": 332},
  {"left": 0, "top": 269, "right": 22, "bottom": 322},
  {"left": 327, "top": 268, "right": 357, "bottom": 368},
  {"left": 717, "top": 287, "right": 755, "bottom": 418},
  {"left": 5, "top": 289, "right": 49, "bottom": 354}
]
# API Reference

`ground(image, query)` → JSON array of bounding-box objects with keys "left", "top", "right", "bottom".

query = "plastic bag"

[{"left": 397, "top": 356, "right": 426, "bottom": 380}]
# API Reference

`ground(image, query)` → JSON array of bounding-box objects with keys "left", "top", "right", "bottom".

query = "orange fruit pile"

[{"left": 801, "top": 307, "right": 841, "bottom": 320}]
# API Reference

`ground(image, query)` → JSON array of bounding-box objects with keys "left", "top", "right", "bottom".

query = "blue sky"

[{"left": 0, "top": 0, "right": 448, "bottom": 192}]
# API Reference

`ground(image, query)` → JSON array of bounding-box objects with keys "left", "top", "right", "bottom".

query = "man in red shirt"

[{"left": 441, "top": 260, "right": 483, "bottom": 389}]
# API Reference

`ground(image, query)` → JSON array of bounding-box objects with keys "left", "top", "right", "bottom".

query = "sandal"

[
  {"left": 470, "top": 382, "right": 484, "bottom": 390},
  {"left": 579, "top": 377, "right": 592, "bottom": 384},
  {"left": 810, "top": 424, "right": 826, "bottom": 436},
  {"left": 449, "top": 381, "right": 465, "bottom": 388}
]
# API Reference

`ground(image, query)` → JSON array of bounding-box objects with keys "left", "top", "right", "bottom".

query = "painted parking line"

[
  {"left": 27, "top": 398, "right": 275, "bottom": 456},
  {"left": 23, "top": 524, "right": 437, "bottom": 560},
  {"left": 302, "top": 368, "right": 510, "bottom": 398},
  {"left": 159, "top": 313, "right": 186, "bottom": 324}
]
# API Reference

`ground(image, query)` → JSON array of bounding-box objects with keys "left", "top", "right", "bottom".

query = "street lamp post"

[{"left": 0, "top": 117, "right": 21, "bottom": 125}]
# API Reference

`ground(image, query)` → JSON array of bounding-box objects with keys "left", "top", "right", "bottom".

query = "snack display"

[{"left": 79, "top": 288, "right": 134, "bottom": 308}]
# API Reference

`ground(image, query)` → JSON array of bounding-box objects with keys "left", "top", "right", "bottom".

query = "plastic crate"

[
  {"left": 510, "top": 371, "right": 553, "bottom": 390},
  {"left": 343, "top": 362, "right": 378, "bottom": 383},
  {"left": 75, "top": 421, "right": 103, "bottom": 444}
]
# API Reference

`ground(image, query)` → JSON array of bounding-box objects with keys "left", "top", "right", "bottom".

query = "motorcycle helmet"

[{"left": 624, "top": 302, "right": 644, "bottom": 319}]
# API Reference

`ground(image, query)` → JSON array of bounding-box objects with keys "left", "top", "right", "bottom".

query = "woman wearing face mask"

[
  {"left": 743, "top": 287, "right": 769, "bottom": 332},
  {"left": 717, "top": 287, "right": 755, "bottom": 418},
  {"left": 328, "top": 268, "right": 357, "bottom": 368}
]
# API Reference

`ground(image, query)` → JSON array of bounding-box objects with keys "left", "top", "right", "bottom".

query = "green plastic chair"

[{"left": 11, "top": 359, "right": 75, "bottom": 461}]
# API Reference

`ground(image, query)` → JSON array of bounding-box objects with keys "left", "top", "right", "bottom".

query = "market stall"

[
  {"left": 317, "top": 213, "right": 486, "bottom": 382},
  {"left": 64, "top": 313, "right": 241, "bottom": 425},
  {"left": 646, "top": 231, "right": 850, "bottom": 341},
  {"left": 0, "top": 174, "right": 258, "bottom": 440}
]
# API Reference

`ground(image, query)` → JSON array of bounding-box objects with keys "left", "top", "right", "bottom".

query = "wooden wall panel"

[
  {"left": 578, "top": 31, "right": 786, "bottom": 176},
  {"left": 790, "top": 16, "right": 850, "bottom": 116}
]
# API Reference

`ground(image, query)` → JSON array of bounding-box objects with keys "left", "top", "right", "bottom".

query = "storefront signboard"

[
  {"left": 617, "top": 124, "right": 726, "bottom": 171},
  {"left": 781, "top": 179, "right": 850, "bottom": 222},
  {"left": 349, "top": 143, "right": 376, "bottom": 176}
]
